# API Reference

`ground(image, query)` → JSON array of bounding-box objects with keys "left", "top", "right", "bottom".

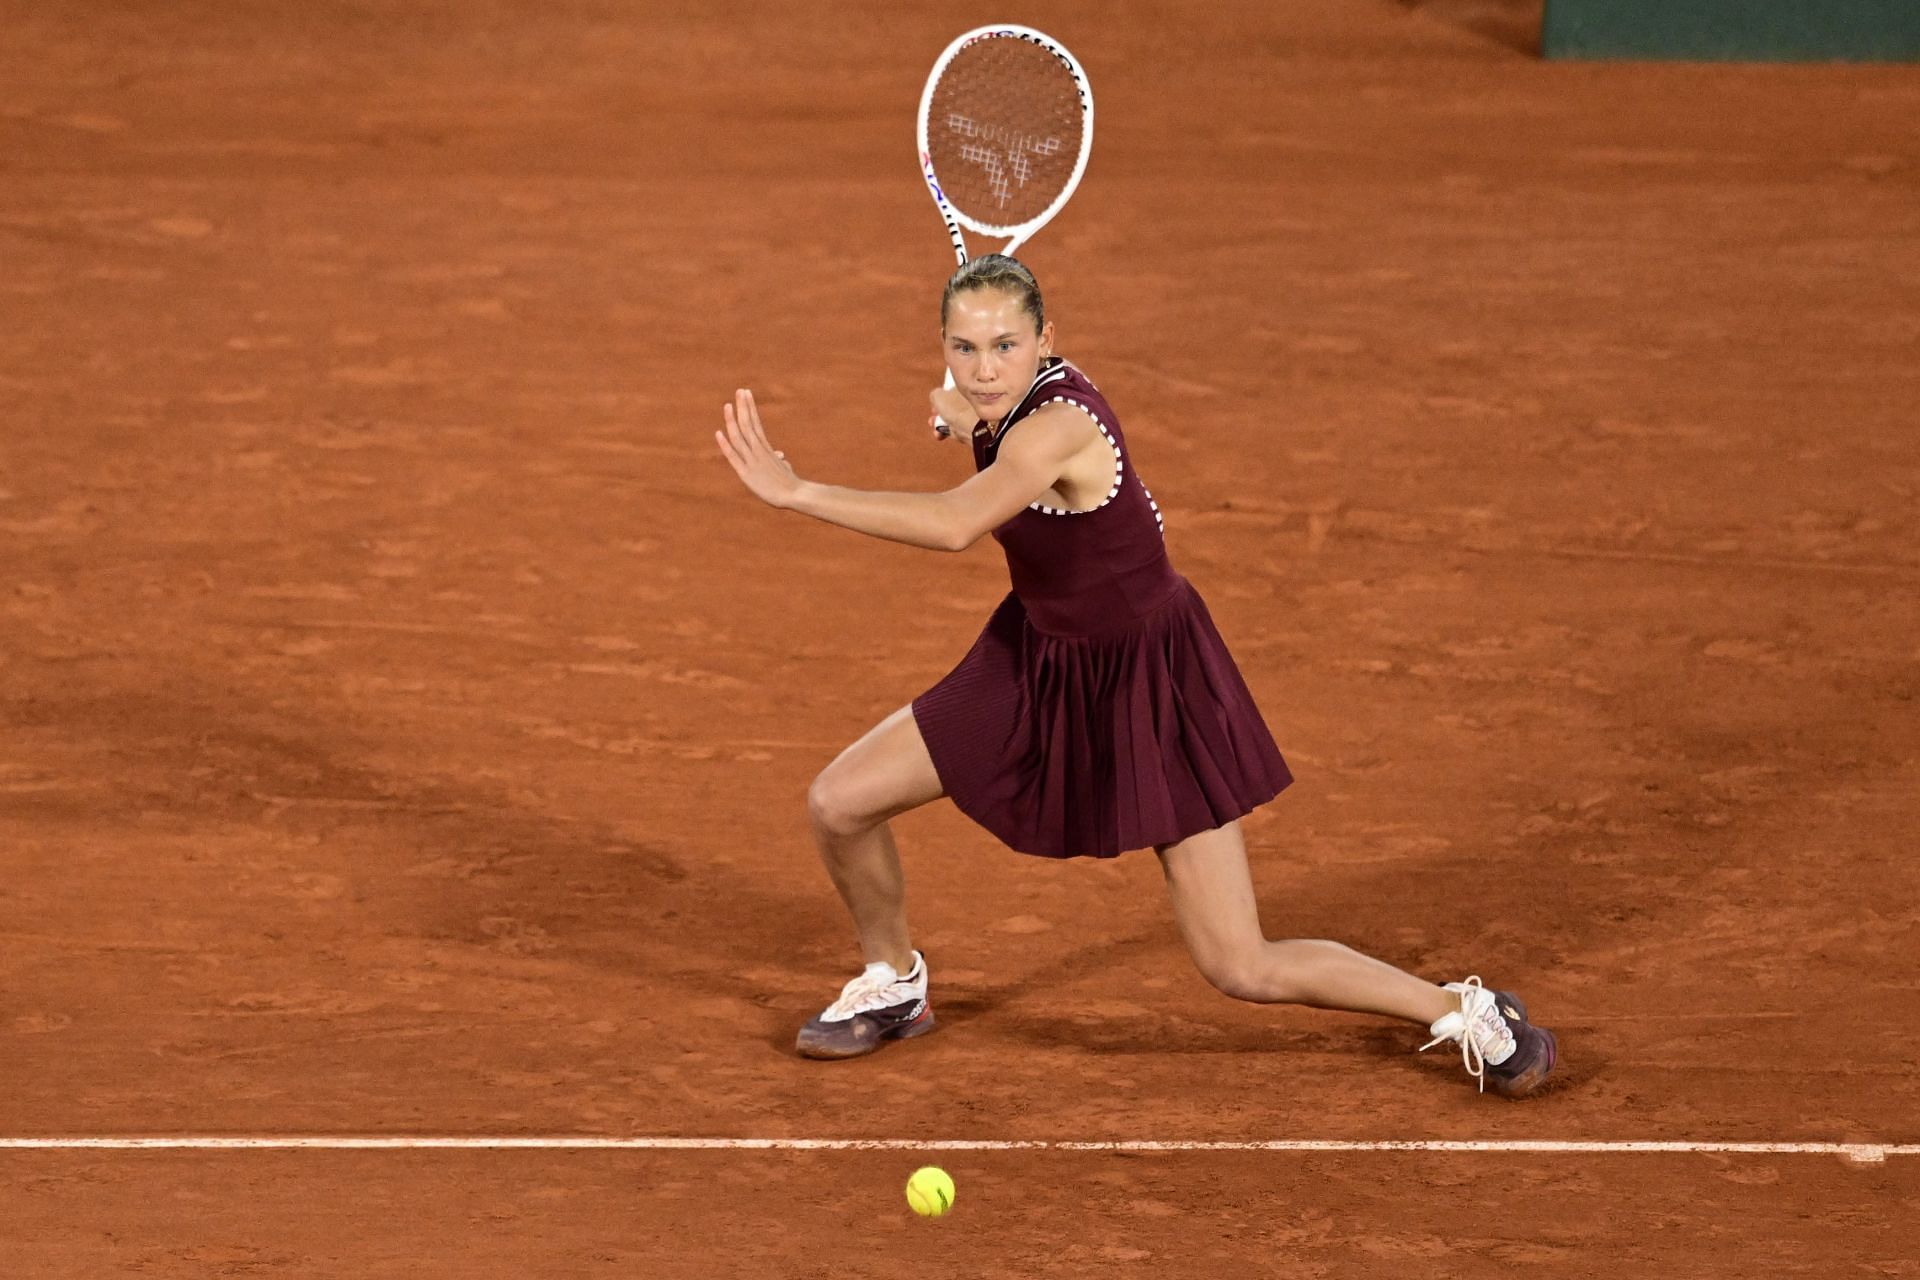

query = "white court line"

[{"left": 0, "top": 1138, "right": 1911, "bottom": 1164}]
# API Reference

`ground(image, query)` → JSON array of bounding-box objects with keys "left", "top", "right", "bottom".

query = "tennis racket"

[{"left": 918, "top": 25, "right": 1094, "bottom": 436}]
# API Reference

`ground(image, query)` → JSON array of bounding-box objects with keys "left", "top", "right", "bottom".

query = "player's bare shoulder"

[
  {"left": 994, "top": 399, "right": 1097, "bottom": 463},
  {"left": 997, "top": 400, "right": 1115, "bottom": 513}
]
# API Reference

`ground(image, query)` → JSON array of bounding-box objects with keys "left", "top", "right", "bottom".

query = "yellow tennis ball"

[{"left": 905, "top": 1165, "right": 956, "bottom": 1217}]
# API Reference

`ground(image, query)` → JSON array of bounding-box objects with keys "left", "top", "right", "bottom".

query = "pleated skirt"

[{"left": 911, "top": 577, "right": 1293, "bottom": 859}]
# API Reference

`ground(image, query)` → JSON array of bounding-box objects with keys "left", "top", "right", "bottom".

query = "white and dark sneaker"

[
  {"left": 1420, "top": 975, "right": 1557, "bottom": 1097},
  {"left": 795, "top": 950, "right": 936, "bottom": 1060}
]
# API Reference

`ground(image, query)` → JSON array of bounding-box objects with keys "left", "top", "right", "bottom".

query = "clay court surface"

[{"left": 3, "top": 0, "right": 1918, "bottom": 1273}]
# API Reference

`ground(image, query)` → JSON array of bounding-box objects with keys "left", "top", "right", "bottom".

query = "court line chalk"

[{"left": 0, "top": 1138, "right": 1909, "bottom": 1163}]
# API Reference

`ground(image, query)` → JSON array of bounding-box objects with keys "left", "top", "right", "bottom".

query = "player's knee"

[
  {"left": 1190, "top": 943, "right": 1276, "bottom": 1004},
  {"left": 806, "top": 770, "right": 872, "bottom": 840}
]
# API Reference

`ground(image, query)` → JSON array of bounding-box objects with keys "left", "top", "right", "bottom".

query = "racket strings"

[{"left": 928, "top": 36, "right": 1084, "bottom": 228}]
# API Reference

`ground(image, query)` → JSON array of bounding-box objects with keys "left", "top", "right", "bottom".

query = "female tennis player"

[{"left": 713, "top": 255, "right": 1556, "bottom": 1096}]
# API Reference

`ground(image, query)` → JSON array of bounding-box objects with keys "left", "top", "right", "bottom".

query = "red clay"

[{"left": 3, "top": 1, "right": 1917, "bottom": 1274}]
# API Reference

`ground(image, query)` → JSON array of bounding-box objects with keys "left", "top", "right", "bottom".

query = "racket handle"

[
  {"left": 934, "top": 367, "right": 956, "bottom": 439},
  {"left": 935, "top": 245, "right": 969, "bottom": 439}
]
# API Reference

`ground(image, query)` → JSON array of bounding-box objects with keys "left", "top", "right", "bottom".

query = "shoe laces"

[
  {"left": 822, "top": 954, "right": 921, "bottom": 1021},
  {"left": 1418, "top": 975, "right": 1515, "bottom": 1093}
]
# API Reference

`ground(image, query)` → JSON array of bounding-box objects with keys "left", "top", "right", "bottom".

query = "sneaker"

[
  {"left": 1419, "top": 975, "right": 1557, "bottom": 1097},
  {"left": 795, "top": 951, "right": 936, "bottom": 1060}
]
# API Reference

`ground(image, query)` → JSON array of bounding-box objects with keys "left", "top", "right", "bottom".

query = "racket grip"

[{"left": 934, "top": 367, "right": 956, "bottom": 439}]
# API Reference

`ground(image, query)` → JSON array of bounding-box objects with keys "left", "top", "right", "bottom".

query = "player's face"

[{"left": 942, "top": 288, "right": 1054, "bottom": 423}]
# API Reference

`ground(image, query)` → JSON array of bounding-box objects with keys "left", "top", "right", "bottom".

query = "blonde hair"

[{"left": 940, "top": 254, "right": 1045, "bottom": 334}]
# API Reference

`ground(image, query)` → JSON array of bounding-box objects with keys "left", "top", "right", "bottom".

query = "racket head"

[{"left": 917, "top": 25, "right": 1094, "bottom": 248}]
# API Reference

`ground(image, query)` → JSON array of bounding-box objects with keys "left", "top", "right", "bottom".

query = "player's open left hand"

[{"left": 716, "top": 388, "right": 800, "bottom": 509}]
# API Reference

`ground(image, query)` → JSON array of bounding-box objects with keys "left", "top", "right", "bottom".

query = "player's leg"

[
  {"left": 1155, "top": 821, "right": 1453, "bottom": 1024},
  {"left": 796, "top": 704, "right": 945, "bottom": 1060},
  {"left": 1157, "top": 822, "right": 1557, "bottom": 1094},
  {"left": 805, "top": 703, "right": 945, "bottom": 974}
]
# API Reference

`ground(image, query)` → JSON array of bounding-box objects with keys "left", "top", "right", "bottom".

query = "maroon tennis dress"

[{"left": 911, "top": 356, "right": 1292, "bottom": 859}]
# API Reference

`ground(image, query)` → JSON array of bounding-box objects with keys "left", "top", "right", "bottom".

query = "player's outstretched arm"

[{"left": 715, "top": 389, "right": 1082, "bottom": 553}]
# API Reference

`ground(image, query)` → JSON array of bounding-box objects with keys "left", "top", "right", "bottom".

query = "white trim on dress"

[
  {"left": 1028, "top": 396, "right": 1125, "bottom": 516},
  {"left": 999, "top": 361, "right": 1166, "bottom": 537},
  {"left": 1027, "top": 396, "right": 1166, "bottom": 539}
]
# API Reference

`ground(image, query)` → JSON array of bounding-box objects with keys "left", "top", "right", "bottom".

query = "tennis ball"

[{"left": 905, "top": 1165, "right": 956, "bottom": 1217}]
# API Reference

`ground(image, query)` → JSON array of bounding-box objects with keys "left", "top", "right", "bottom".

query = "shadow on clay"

[{"left": 1392, "top": 0, "right": 1545, "bottom": 56}]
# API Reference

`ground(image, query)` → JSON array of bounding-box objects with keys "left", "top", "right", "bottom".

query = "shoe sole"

[
  {"left": 1488, "top": 1025, "right": 1557, "bottom": 1097},
  {"left": 1485, "top": 990, "right": 1556, "bottom": 1098},
  {"left": 795, "top": 1008, "right": 937, "bottom": 1061}
]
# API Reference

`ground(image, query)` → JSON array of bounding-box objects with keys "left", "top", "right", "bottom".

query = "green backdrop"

[{"left": 1542, "top": 0, "right": 1920, "bottom": 60}]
